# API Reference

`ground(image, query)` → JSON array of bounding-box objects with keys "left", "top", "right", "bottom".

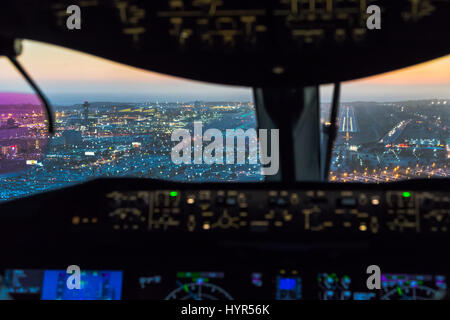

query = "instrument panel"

[
  {"left": 2, "top": 268, "right": 448, "bottom": 300},
  {"left": 71, "top": 188, "right": 450, "bottom": 235},
  {"left": 0, "top": 179, "right": 449, "bottom": 301}
]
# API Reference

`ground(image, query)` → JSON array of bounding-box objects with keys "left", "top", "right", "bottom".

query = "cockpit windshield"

[
  {"left": 0, "top": 40, "right": 448, "bottom": 202},
  {"left": 0, "top": 40, "right": 261, "bottom": 201},
  {"left": 321, "top": 55, "right": 450, "bottom": 183}
]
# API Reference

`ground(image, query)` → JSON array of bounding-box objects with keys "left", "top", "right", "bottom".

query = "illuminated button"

[
  {"left": 371, "top": 197, "right": 380, "bottom": 206},
  {"left": 359, "top": 194, "right": 368, "bottom": 205},
  {"left": 290, "top": 193, "right": 300, "bottom": 205},
  {"left": 187, "top": 196, "right": 195, "bottom": 204},
  {"left": 199, "top": 191, "right": 211, "bottom": 200},
  {"left": 72, "top": 216, "right": 80, "bottom": 225},
  {"left": 272, "top": 66, "right": 284, "bottom": 74},
  {"left": 343, "top": 222, "right": 352, "bottom": 228}
]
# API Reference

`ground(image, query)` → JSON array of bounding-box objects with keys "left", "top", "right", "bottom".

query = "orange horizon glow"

[
  {"left": 17, "top": 40, "right": 180, "bottom": 84},
  {"left": 351, "top": 54, "right": 450, "bottom": 85}
]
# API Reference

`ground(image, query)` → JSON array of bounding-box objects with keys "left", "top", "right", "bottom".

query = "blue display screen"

[
  {"left": 2, "top": 269, "right": 123, "bottom": 300},
  {"left": 41, "top": 270, "right": 123, "bottom": 300},
  {"left": 279, "top": 278, "right": 296, "bottom": 290}
]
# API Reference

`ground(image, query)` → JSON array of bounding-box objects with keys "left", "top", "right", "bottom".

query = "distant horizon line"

[
  {"left": 0, "top": 91, "right": 449, "bottom": 106},
  {"left": 46, "top": 97, "right": 450, "bottom": 106}
]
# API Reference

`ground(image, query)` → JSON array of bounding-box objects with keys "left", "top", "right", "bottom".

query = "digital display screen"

[
  {"left": 317, "top": 272, "right": 448, "bottom": 300},
  {"left": 276, "top": 270, "right": 302, "bottom": 300},
  {"left": 318, "top": 273, "right": 352, "bottom": 300},
  {"left": 136, "top": 269, "right": 302, "bottom": 300},
  {"left": 380, "top": 274, "right": 447, "bottom": 300},
  {"left": 3, "top": 269, "right": 448, "bottom": 300},
  {"left": 2, "top": 269, "right": 123, "bottom": 300},
  {"left": 165, "top": 272, "right": 233, "bottom": 300},
  {"left": 3, "top": 269, "right": 45, "bottom": 298},
  {"left": 41, "top": 270, "right": 123, "bottom": 300}
]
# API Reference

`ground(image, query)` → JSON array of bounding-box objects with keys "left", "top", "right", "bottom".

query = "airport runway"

[{"left": 338, "top": 105, "right": 359, "bottom": 133}]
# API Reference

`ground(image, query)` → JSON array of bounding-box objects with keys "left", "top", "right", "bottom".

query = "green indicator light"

[
  {"left": 170, "top": 191, "right": 178, "bottom": 197},
  {"left": 397, "top": 287, "right": 403, "bottom": 296},
  {"left": 402, "top": 191, "right": 411, "bottom": 198}
]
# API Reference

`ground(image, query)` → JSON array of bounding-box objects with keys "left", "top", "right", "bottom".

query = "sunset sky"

[
  {"left": 322, "top": 53, "right": 450, "bottom": 102},
  {"left": 0, "top": 40, "right": 449, "bottom": 105}
]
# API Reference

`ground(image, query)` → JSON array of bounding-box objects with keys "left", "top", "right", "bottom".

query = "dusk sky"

[
  {"left": 321, "top": 54, "right": 450, "bottom": 103},
  {"left": 0, "top": 40, "right": 449, "bottom": 105}
]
